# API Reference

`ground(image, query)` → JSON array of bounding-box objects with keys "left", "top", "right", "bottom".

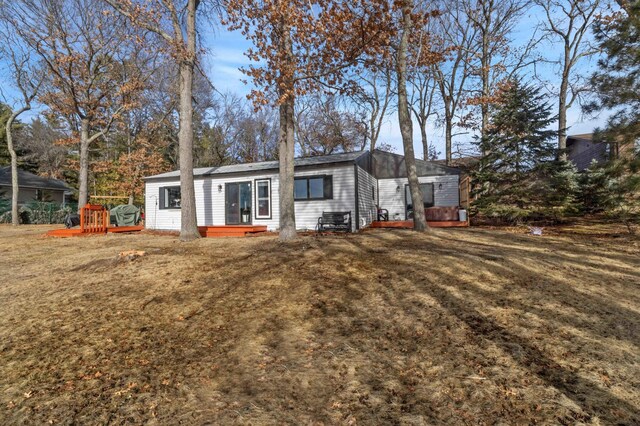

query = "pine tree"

[
  {"left": 472, "top": 79, "right": 562, "bottom": 223},
  {"left": 546, "top": 159, "right": 581, "bottom": 217},
  {"left": 578, "top": 159, "right": 618, "bottom": 214},
  {"left": 582, "top": 2, "right": 640, "bottom": 232},
  {"left": 585, "top": 1, "right": 640, "bottom": 149},
  {"left": 606, "top": 156, "right": 640, "bottom": 233}
]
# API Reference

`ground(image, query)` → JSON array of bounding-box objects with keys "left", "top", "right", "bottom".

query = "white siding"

[
  {"left": 293, "top": 165, "right": 356, "bottom": 231},
  {"left": 377, "top": 175, "right": 460, "bottom": 221},
  {"left": 357, "top": 166, "right": 377, "bottom": 229},
  {"left": 144, "top": 164, "right": 356, "bottom": 232}
]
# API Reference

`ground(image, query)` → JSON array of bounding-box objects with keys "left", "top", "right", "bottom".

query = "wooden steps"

[
  {"left": 370, "top": 220, "right": 469, "bottom": 229},
  {"left": 198, "top": 225, "right": 268, "bottom": 238}
]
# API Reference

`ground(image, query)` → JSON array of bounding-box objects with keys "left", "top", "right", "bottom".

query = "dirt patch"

[{"left": 0, "top": 224, "right": 638, "bottom": 424}]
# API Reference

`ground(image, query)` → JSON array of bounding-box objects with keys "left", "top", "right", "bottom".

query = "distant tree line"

[
  {"left": 472, "top": 2, "right": 639, "bottom": 231},
  {"left": 0, "top": 0, "right": 637, "bottom": 237}
]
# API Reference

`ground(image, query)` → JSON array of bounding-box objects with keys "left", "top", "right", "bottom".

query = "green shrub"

[{"left": 0, "top": 201, "right": 74, "bottom": 225}]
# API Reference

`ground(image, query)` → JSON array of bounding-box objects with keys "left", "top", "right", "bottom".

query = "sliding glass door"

[{"left": 225, "top": 182, "right": 252, "bottom": 225}]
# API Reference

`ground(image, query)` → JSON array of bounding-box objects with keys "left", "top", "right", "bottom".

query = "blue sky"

[
  {"left": 203, "top": 7, "right": 610, "bottom": 159},
  {"left": 1, "top": 5, "right": 611, "bottom": 161}
]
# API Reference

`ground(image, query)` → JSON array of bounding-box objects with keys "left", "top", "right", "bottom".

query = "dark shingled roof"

[
  {"left": 372, "top": 150, "right": 461, "bottom": 178},
  {"left": 0, "top": 167, "right": 70, "bottom": 191},
  {"left": 145, "top": 150, "right": 370, "bottom": 180}
]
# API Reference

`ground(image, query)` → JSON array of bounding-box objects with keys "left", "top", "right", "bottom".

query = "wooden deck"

[
  {"left": 46, "top": 225, "right": 144, "bottom": 238},
  {"left": 370, "top": 220, "right": 469, "bottom": 229},
  {"left": 107, "top": 225, "right": 145, "bottom": 234},
  {"left": 198, "top": 225, "right": 268, "bottom": 238},
  {"left": 46, "top": 228, "right": 86, "bottom": 238}
]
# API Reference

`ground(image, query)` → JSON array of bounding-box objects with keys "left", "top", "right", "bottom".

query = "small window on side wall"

[
  {"left": 159, "top": 186, "right": 181, "bottom": 209},
  {"left": 255, "top": 179, "right": 271, "bottom": 219}
]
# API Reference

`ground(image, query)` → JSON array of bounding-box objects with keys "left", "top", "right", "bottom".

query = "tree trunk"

[
  {"left": 278, "top": 95, "right": 297, "bottom": 240},
  {"left": 128, "top": 194, "right": 134, "bottom": 205},
  {"left": 369, "top": 113, "right": 378, "bottom": 152},
  {"left": 5, "top": 108, "right": 28, "bottom": 225},
  {"left": 481, "top": 60, "right": 489, "bottom": 156},
  {"left": 558, "top": 69, "right": 568, "bottom": 160},
  {"left": 420, "top": 120, "right": 429, "bottom": 160},
  {"left": 78, "top": 118, "right": 90, "bottom": 211},
  {"left": 177, "top": 0, "right": 201, "bottom": 241},
  {"left": 480, "top": 7, "right": 490, "bottom": 151},
  {"left": 444, "top": 105, "right": 452, "bottom": 166},
  {"left": 397, "top": 1, "right": 427, "bottom": 232},
  {"left": 557, "top": 39, "right": 571, "bottom": 160},
  {"left": 277, "top": 20, "right": 297, "bottom": 241}
]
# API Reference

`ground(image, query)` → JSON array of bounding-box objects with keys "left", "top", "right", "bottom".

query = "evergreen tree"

[
  {"left": 578, "top": 159, "right": 618, "bottom": 214},
  {"left": 583, "top": 2, "right": 640, "bottom": 232},
  {"left": 546, "top": 159, "right": 581, "bottom": 217},
  {"left": 473, "top": 79, "right": 574, "bottom": 222},
  {"left": 606, "top": 156, "right": 640, "bottom": 232},
  {"left": 585, "top": 1, "right": 640, "bottom": 150}
]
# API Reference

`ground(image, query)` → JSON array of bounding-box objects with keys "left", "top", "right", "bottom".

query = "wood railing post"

[{"left": 80, "top": 205, "right": 86, "bottom": 232}]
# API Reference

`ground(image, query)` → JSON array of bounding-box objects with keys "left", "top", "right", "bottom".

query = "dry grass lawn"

[{"left": 0, "top": 224, "right": 638, "bottom": 424}]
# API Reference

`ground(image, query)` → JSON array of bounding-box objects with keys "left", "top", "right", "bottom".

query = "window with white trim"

[
  {"left": 160, "top": 186, "right": 181, "bottom": 209},
  {"left": 255, "top": 179, "right": 271, "bottom": 219}
]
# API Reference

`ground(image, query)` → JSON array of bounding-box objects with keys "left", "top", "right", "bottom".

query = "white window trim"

[{"left": 254, "top": 179, "right": 271, "bottom": 219}]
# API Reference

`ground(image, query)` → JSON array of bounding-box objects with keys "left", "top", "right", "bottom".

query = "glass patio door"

[{"left": 225, "top": 182, "right": 252, "bottom": 225}]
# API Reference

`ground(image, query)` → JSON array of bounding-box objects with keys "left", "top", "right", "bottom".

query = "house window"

[
  {"left": 255, "top": 179, "right": 271, "bottom": 219},
  {"left": 294, "top": 175, "right": 333, "bottom": 200},
  {"left": 35, "top": 189, "right": 52, "bottom": 202},
  {"left": 405, "top": 183, "right": 435, "bottom": 209},
  {"left": 160, "top": 186, "right": 181, "bottom": 209}
]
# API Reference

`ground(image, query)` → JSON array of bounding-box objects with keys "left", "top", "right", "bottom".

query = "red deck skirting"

[
  {"left": 198, "top": 225, "right": 268, "bottom": 238},
  {"left": 107, "top": 225, "right": 144, "bottom": 233},
  {"left": 46, "top": 228, "right": 87, "bottom": 237},
  {"left": 370, "top": 220, "right": 469, "bottom": 229},
  {"left": 46, "top": 225, "right": 144, "bottom": 237}
]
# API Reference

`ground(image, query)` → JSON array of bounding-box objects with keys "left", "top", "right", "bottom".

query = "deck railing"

[{"left": 79, "top": 204, "right": 109, "bottom": 233}]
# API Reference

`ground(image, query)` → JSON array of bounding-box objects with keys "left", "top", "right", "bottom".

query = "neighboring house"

[
  {"left": 144, "top": 149, "right": 463, "bottom": 232},
  {"left": 566, "top": 133, "right": 638, "bottom": 171},
  {"left": 566, "top": 134, "right": 608, "bottom": 171},
  {"left": 0, "top": 167, "right": 71, "bottom": 205}
]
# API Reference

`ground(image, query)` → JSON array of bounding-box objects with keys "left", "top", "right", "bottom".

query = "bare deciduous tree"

[
  {"left": 464, "top": 0, "right": 530, "bottom": 139},
  {"left": 104, "top": 0, "right": 210, "bottom": 241},
  {"left": 0, "top": 18, "right": 46, "bottom": 225},
  {"left": 410, "top": 68, "right": 439, "bottom": 160},
  {"left": 431, "top": 0, "right": 480, "bottom": 164},
  {"left": 349, "top": 67, "right": 395, "bottom": 152},
  {"left": 296, "top": 93, "right": 367, "bottom": 156},
  {"left": 396, "top": 0, "right": 428, "bottom": 231},
  {"left": 536, "top": 0, "right": 604, "bottom": 156},
  {"left": 5, "top": 0, "right": 142, "bottom": 213}
]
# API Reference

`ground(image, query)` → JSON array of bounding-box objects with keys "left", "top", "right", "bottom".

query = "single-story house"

[
  {"left": 0, "top": 167, "right": 71, "bottom": 205},
  {"left": 144, "top": 149, "right": 463, "bottom": 232}
]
